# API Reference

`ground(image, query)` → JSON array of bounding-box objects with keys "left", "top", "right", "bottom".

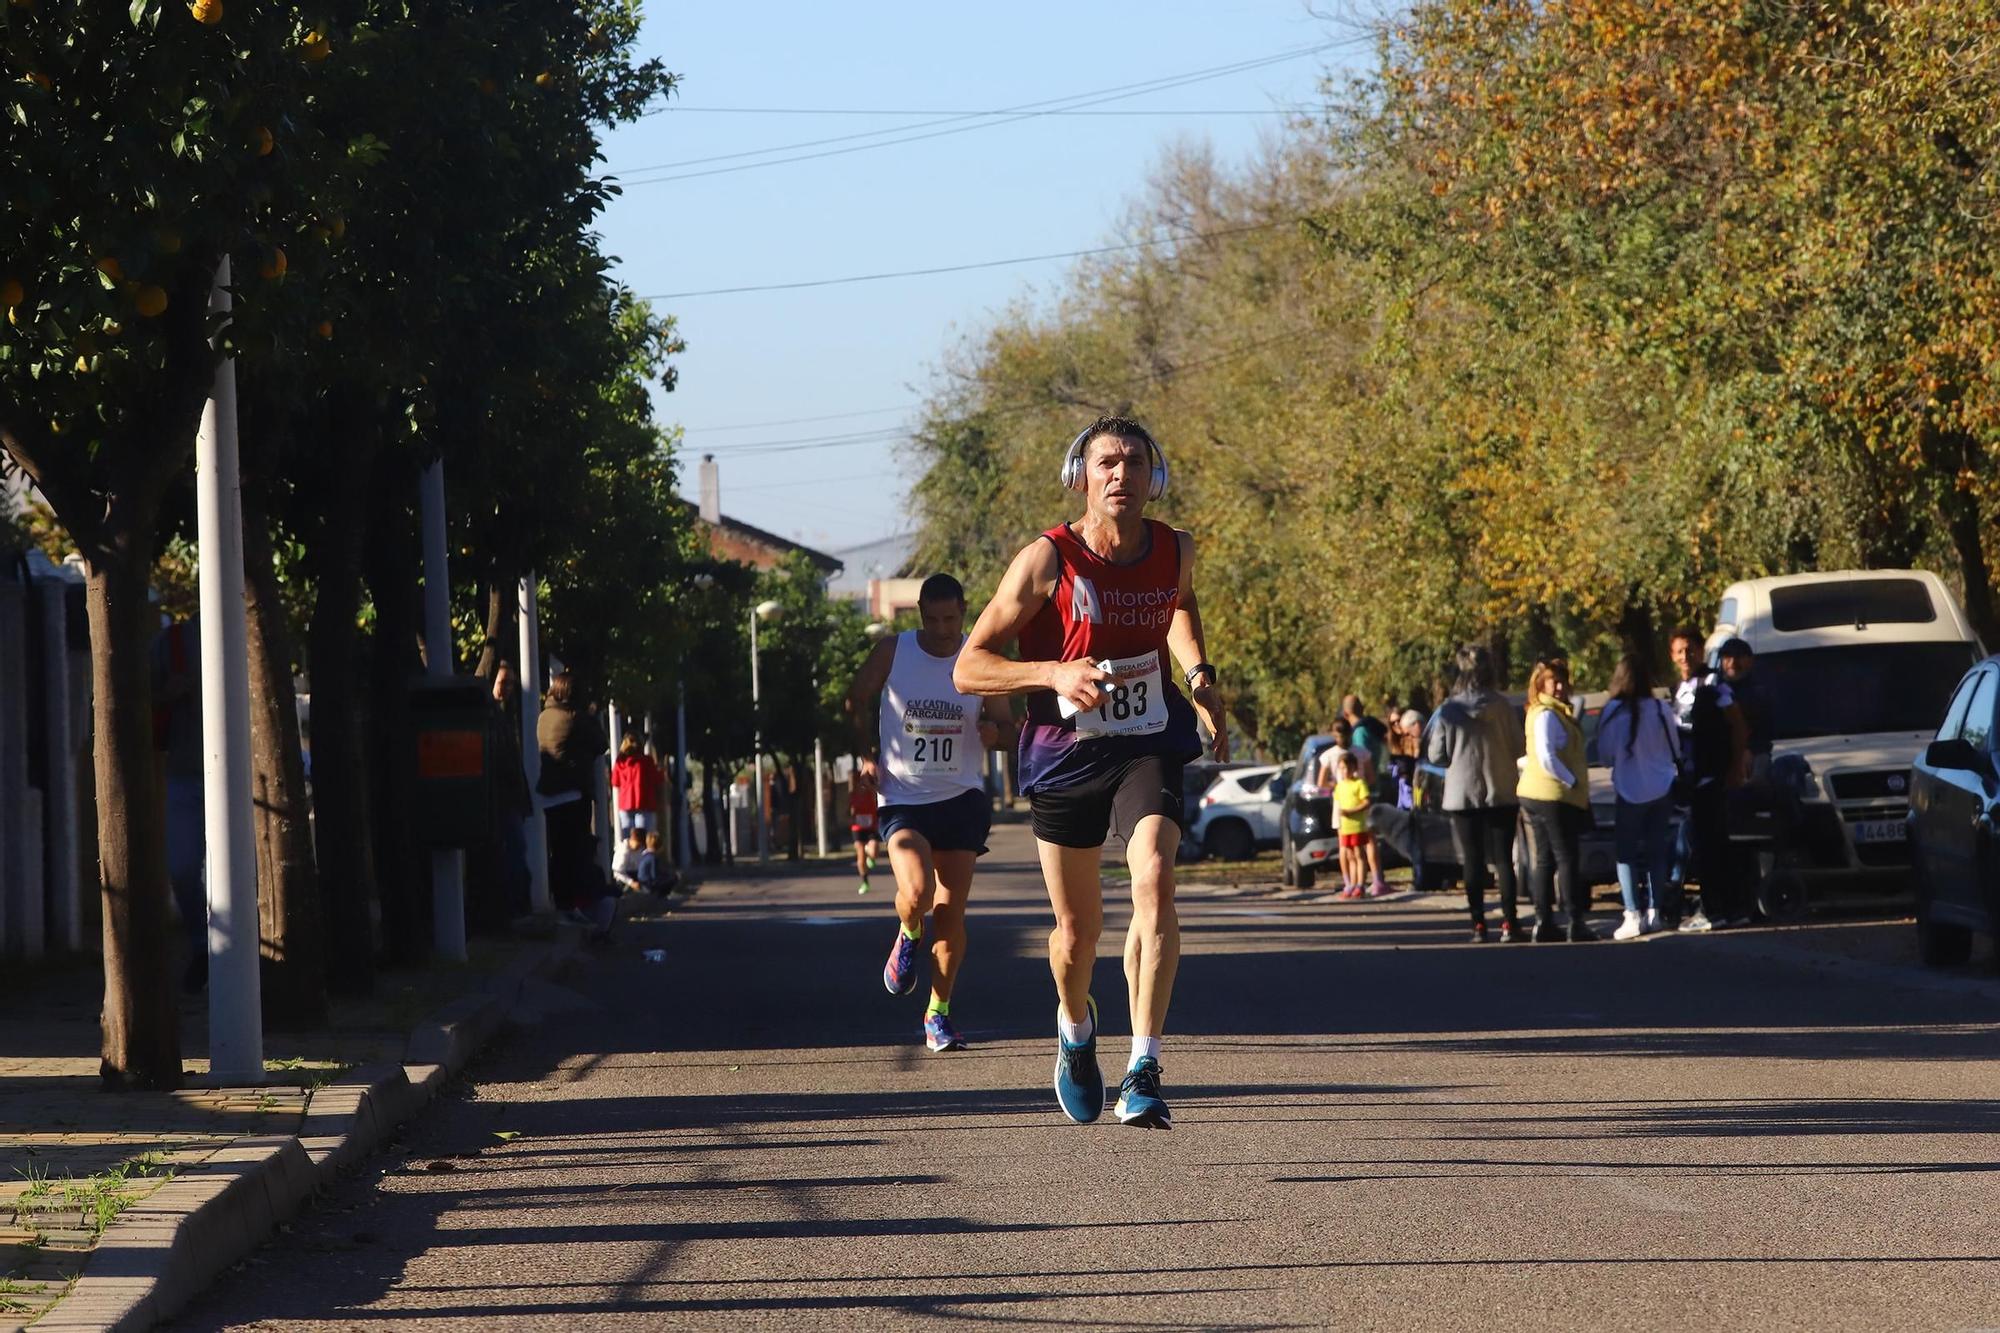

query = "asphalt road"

[{"left": 179, "top": 818, "right": 2000, "bottom": 1331}]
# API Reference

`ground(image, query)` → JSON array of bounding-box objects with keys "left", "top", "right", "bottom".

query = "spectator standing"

[
  {"left": 1670, "top": 629, "right": 1749, "bottom": 931},
  {"left": 1597, "top": 654, "right": 1682, "bottom": 938},
  {"left": 1426, "top": 644, "right": 1527, "bottom": 942},
  {"left": 537, "top": 670, "right": 614, "bottom": 935},
  {"left": 1343, "top": 694, "right": 1391, "bottom": 795},
  {"left": 1517, "top": 656, "right": 1596, "bottom": 942},
  {"left": 612, "top": 734, "right": 664, "bottom": 839}
]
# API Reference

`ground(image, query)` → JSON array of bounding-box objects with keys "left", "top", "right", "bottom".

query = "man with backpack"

[{"left": 1668, "top": 629, "right": 1750, "bottom": 931}]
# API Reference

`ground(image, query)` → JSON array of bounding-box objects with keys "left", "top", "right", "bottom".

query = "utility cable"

[
  {"left": 639, "top": 218, "right": 1295, "bottom": 299},
  {"left": 616, "top": 43, "right": 1341, "bottom": 185}
]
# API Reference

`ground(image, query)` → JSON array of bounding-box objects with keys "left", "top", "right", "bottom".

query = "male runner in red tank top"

[{"left": 956, "top": 416, "right": 1227, "bottom": 1129}]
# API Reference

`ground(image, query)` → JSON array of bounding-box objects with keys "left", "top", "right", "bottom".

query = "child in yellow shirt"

[{"left": 1332, "top": 751, "right": 1387, "bottom": 899}]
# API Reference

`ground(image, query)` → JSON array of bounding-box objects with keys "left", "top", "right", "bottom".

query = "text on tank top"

[
  {"left": 878, "top": 631, "right": 984, "bottom": 806},
  {"left": 1013, "top": 519, "right": 1201, "bottom": 800}
]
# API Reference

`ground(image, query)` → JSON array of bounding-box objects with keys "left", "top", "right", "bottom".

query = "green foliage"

[{"left": 907, "top": 6, "right": 2000, "bottom": 747}]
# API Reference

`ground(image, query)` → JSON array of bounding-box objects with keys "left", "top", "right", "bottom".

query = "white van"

[{"left": 1706, "top": 570, "right": 1986, "bottom": 901}]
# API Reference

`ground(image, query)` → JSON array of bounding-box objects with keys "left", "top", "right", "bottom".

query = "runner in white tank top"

[{"left": 845, "top": 575, "right": 1015, "bottom": 1053}]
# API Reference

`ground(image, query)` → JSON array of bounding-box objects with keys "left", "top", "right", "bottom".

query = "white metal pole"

[
  {"left": 751, "top": 608, "right": 768, "bottom": 863},
  {"left": 196, "top": 257, "right": 263, "bottom": 1084},
  {"left": 813, "top": 735, "right": 828, "bottom": 858},
  {"left": 418, "top": 460, "right": 467, "bottom": 963},
  {"left": 675, "top": 676, "right": 692, "bottom": 870},
  {"left": 603, "top": 699, "right": 622, "bottom": 878},
  {"left": 518, "top": 574, "right": 550, "bottom": 912}
]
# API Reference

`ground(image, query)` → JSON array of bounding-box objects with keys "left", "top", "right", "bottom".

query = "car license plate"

[{"left": 1851, "top": 819, "right": 1907, "bottom": 844}]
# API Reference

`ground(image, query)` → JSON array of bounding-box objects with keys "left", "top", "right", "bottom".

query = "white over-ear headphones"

[{"left": 1058, "top": 422, "right": 1169, "bottom": 501}]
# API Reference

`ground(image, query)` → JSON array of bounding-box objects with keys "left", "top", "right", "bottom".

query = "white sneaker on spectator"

[
  {"left": 1643, "top": 908, "right": 1661, "bottom": 933},
  {"left": 1679, "top": 912, "right": 1713, "bottom": 933},
  {"left": 1613, "top": 911, "right": 1645, "bottom": 941}
]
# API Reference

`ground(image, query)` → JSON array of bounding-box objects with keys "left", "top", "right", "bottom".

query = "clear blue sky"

[{"left": 595, "top": 3, "right": 1365, "bottom": 555}]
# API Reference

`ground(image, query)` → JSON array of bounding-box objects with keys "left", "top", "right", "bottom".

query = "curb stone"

[{"left": 33, "top": 929, "right": 582, "bottom": 1332}]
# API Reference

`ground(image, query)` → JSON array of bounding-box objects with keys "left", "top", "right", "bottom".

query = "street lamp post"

[{"left": 750, "top": 599, "right": 781, "bottom": 863}]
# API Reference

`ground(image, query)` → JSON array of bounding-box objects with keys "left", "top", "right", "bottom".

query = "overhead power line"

[
  {"left": 657, "top": 106, "right": 1295, "bottom": 117},
  {"left": 617, "top": 42, "right": 1343, "bottom": 186},
  {"left": 682, "top": 323, "right": 1329, "bottom": 459},
  {"left": 679, "top": 402, "right": 917, "bottom": 433},
  {"left": 639, "top": 218, "right": 1296, "bottom": 300}
]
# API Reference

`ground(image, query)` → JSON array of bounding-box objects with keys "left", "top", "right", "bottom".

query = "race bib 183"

[{"left": 1072, "top": 651, "right": 1168, "bottom": 739}]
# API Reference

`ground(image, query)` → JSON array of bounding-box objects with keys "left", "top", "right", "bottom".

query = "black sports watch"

[{"left": 1185, "top": 662, "right": 1217, "bottom": 690}]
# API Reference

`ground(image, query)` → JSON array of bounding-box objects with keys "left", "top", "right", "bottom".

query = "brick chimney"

[{"left": 698, "top": 454, "right": 721, "bottom": 525}]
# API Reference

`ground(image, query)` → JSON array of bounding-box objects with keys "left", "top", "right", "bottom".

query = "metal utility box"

[{"left": 408, "top": 675, "right": 492, "bottom": 847}]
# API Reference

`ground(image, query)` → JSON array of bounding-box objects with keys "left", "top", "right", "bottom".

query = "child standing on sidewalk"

[
  {"left": 612, "top": 735, "right": 664, "bottom": 839},
  {"left": 1333, "top": 752, "right": 1388, "bottom": 898}
]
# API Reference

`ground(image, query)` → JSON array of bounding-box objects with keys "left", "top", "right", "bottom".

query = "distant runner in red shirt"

[
  {"left": 848, "top": 784, "right": 880, "bottom": 895},
  {"left": 956, "top": 416, "right": 1227, "bottom": 1129}
]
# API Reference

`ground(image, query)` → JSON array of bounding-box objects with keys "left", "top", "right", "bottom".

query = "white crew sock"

[
  {"left": 1129, "top": 1035, "right": 1162, "bottom": 1070},
  {"left": 1058, "top": 1006, "right": 1094, "bottom": 1046}
]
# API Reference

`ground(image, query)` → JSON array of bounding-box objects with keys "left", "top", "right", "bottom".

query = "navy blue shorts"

[{"left": 879, "top": 787, "right": 992, "bottom": 855}]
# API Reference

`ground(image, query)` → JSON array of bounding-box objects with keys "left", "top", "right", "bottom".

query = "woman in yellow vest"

[{"left": 1517, "top": 656, "right": 1596, "bottom": 942}]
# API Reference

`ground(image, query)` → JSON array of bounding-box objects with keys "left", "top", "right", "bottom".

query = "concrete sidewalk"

[{"left": 0, "top": 927, "right": 592, "bottom": 1331}]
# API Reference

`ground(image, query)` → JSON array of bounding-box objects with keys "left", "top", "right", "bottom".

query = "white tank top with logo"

[{"left": 878, "top": 632, "right": 984, "bottom": 807}]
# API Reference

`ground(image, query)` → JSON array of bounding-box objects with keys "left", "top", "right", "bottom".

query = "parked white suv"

[
  {"left": 1706, "top": 570, "right": 1985, "bottom": 907},
  {"left": 1189, "top": 763, "right": 1288, "bottom": 861}
]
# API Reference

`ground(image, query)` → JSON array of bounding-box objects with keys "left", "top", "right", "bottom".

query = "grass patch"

[
  {"left": 0, "top": 1276, "right": 49, "bottom": 1315},
  {"left": 15, "top": 1152, "right": 177, "bottom": 1238}
]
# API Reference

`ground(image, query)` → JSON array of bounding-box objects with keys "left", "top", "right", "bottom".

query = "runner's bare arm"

[
  {"left": 844, "top": 636, "right": 897, "bottom": 787},
  {"left": 1166, "top": 528, "right": 1230, "bottom": 762},
  {"left": 954, "top": 538, "right": 1116, "bottom": 708}
]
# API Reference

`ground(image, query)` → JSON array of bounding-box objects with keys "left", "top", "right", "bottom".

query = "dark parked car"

[
  {"left": 1908, "top": 655, "right": 2000, "bottom": 965},
  {"left": 1279, "top": 734, "right": 1338, "bottom": 888}
]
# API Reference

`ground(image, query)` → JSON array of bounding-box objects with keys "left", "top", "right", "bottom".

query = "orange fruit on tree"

[
  {"left": 253, "top": 126, "right": 274, "bottom": 156},
  {"left": 301, "top": 31, "right": 332, "bottom": 61},
  {"left": 155, "top": 229, "right": 182, "bottom": 254},
  {"left": 74, "top": 354, "right": 93, "bottom": 374},
  {"left": 534, "top": 71, "right": 555, "bottom": 89},
  {"left": 133, "top": 285, "right": 169, "bottom": 318},
  {"left": 328, "top": 216, "right": 346, "bottom": 240},
  {"left": 0, "top": 277, "right": 22, "bottom": 308},
  {"left": 26, "top": 71, "right": 52, "bottom": 91},
  {"left": 315, "top": 319, "right": 334, "bottom": 339},
  {"left": 96, "top": 257, "right": 123, "bottom": 281},
  {"left": 478, "top": 77, "right": 497, "bottom": 95},
  {"left": 189, "top": 0, "right": 222, "bottom": 24},
  {"left": 259, "top": 247, "right": 288, "bottom": 280}
]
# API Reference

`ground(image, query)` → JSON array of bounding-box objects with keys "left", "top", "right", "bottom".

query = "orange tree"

[
  {"left": 0, "top": 0, "right": 325, "bottom": 1088},
  {"left": 228, "top": 0, "right": 671, "bottom": 985}
]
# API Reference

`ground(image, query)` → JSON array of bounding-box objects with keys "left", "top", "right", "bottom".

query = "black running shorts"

[{"left": 1029, "top": 754, "right": 1185, "bottom": 849}]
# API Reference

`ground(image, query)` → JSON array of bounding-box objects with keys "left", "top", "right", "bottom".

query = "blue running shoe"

[
  {"left": 1115, "top": 1056, "right": 1172, "bottom": 1129},
  {"left": 924, "top": 1011, "right": 966, "bottom": 1052},
  {"left": 1052, "top": 997, "right": 1104, "bottom": 1124},
  {"left": 882, "top": 927, "right": 920, "bottom": 996}
]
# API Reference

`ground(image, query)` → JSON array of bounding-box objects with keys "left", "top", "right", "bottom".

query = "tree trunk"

[
  {"left": 1937, "top": 481, "right": 1999, "bottom": 650},
  {"left": 241, "top": 479, "right": 327, "bottom": 1028},
  {"left": 474, "top": 580, "right": 510, "bottom": 680},
  {"left": 308, "top": 450, "right": 378, "bottom": 995},
  {"left": 84, "top": 541, "right": 183, "bottom": 1089},
  {"left": 366, "top": 487, "right": 428, "bottom": 967}
]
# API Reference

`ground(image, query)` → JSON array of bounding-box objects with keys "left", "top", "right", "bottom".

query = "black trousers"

[
  {"left": 1687, "top": 782, "right": 1739, "bottom": 920},
  {"left": 544, "top": 798, "right": 597, "bottom": 911},
  {"left": 1447, "top": 806, "right": 1519, "bottom": 924},
  {"left": 1521, "top": 797, "right": 1590, "bottom": 921}
]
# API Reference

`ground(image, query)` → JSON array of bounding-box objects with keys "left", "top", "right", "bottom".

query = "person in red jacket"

[{"left": 611, "top": 734, "right": 664, "bottom": 840}]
